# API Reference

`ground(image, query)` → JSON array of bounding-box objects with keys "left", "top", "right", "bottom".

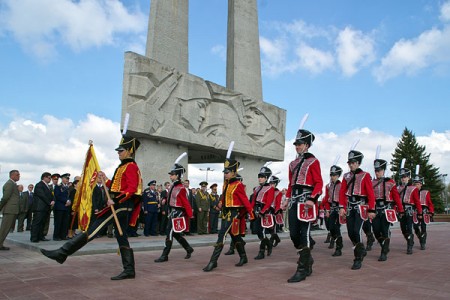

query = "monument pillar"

[
  {"left": 145, "top": 0, "right": 189, "bottom": 73},
  {"left": 226, "top": 0, "right": 263, "bottom": 101}
]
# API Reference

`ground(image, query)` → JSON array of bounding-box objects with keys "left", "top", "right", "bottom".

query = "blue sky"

[{"left": 1, "top": 0, "right": 450, "bottom": 190}]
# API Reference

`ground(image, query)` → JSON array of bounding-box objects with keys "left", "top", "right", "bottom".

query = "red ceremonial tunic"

[
  {"left": 397, "top": 185, "right": 423, "bottom": 214},
  {"left": 252, "top": 184, "right": 275, "bottom": 214},
  {"left": 168, "top": 181, "right": 193, "bottom": 219},
  {"left": 271, "top": 188, "right": 282, "bottom": 212},
  {"left": 419, "top": 189, "right": 434, "bottom": 214},
  {"left": 104, "top": 158, "right": 143, "bottom": 226},
  {"left": 286, "top": 153, "right": 323, "bottom": 200},
  {"left": 339, "top": 169, "right": 375, "bottom": 211},
  {"left": 372, "top": 178, "right": 404, "bottom": 213},
  {"left": 323, "top": 180, "right": 341, "bottom": 210}
]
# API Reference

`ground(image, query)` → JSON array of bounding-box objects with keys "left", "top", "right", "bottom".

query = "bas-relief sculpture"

[{"left": 123, "top": 52, "right": 286, "bottom": 161}]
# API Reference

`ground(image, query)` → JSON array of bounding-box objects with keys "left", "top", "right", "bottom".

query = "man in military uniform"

[
  {"left": 196, "top": 181, "right": 210, "bottom": 234},
  {"left": 372, "top": 158, "right": 404, "bottom": 261},
  {"left": 42, "top": 136, "right": 143, "bottom": 280},
  {"left": 143, "top": 180, "right": 159, "bottom": 236},
  {"left": 285, "top": 128, "right": 323, "bottom": 283},
  {"left": 339, "top": 150, "right": 376, "bottom": 270},
  {"left": 412, "top": 173, "right": 433, "bottom": 250},
  {"left": 397, "top": 167, "right": 423, "bottom": 254},
  {"left": 269, "top": 176, "right": 283, "bottom": 248},
  {"left": 154, "top": 156, "right": 194, "bottom": 262},
  {"left": 53, "top": 173, "right": 71, "bottom": 241},
  {"left": 203, "top": 154, "right": 255, "bottom": 272},
  {"left": 323, "top": 165, "right": 344, "bottom": 257},
  {"left": 252, "top": 165, "right": 275, "bottom": 260},
  {"left": 209, "top": 183, "right": 220, "bottom": 234}
]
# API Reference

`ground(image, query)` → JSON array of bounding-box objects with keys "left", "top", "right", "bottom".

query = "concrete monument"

[{"left": 121, "top": 0, "right": 286, "bottom": 187}]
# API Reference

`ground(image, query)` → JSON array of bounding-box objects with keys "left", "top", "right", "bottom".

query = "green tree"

[{"left": 390, "top": 128, "right": 444, "bottom": 213}]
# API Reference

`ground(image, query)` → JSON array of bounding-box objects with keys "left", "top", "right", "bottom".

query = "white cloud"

[
  {"left": 336, "top": 27, "right": 375, "bottom": 76},
  {"left": 0, "top": 0, "right": 146, "bottom": 61},
  {"left": 210, "top": 44, "right": 226, "bottom": 61},
  {"left": 296, "top": 43, "right": 334, "bottom": 74},
  {"left": 440, "top": 1, "right": 450, "bottom": 22},
  {"left": 2, "top": 115, "right": 449, "bottom": 197},
  {"left": 373, "top": 26, "right": 450, "bottom": 82},
  {"left": 260, "top": 36, "right": 295, "bottom": 76}
]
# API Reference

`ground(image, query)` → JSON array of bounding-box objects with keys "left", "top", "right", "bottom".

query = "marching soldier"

[
  {"left": 397, "top": 163, "right": 423, "bottom": 254},
  {"left": 285, "top": 127, "right": 323, "bottom": 283},
  {"left": 339, "top": 150, "right": 376, "bottom": 270},
  {"left": 372, "top": 158, "right": 404, "bottom": 261},
  {"left": 154, "top": 153, "right": 194, "bottom": 262},
  {"left": 412, "top": 168, "right": 434, "bottom": 250},
  {"left": 323, "top": 165, "right": 344, "bottom": 257},
  {"left": 252, "top": 165, "right": 275, "bottom": 260},
  {"left": 42, "top": 136, "right": 143, "bottom": 280},
  {"left": 203, "top": 143, "right": 255, "bottom": 272},
  {"left": 269, "top": 176, "right": 283, "bottom": 248}
]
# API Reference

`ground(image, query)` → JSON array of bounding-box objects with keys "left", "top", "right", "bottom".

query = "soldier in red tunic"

[
  {"left": 252, "top": 165, "right": 275, "bottom": 260},
  {"left": 412, "top": 170, "right": 434, "bottom": 250},
  {"left": 203, "top": 146, "right": 255, "bottom": 272},
  {"left": 286, "top": 129, "right": 323, "bottom": 283},
  {"left": 323, "top": 164, "right": 344, "bottom": 257},
  {"left": 397, "top": 166, "right": 423, "bottom": 254},
  {"left": 372, "top": 159, "right": 404, "bottom": 261},
  {"left": 339, "top": 150, "right": 376, "bottom": 270},
  {"left": 154, "top": 153, "right": 194, "bottom": 262},
  {"left": 269, "top": 176, "right": 283, "bottom": 248},
  {"left": 41, "top": 136, "right": 143, "bottom": 280}
]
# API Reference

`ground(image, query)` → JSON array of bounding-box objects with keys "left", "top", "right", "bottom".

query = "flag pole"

[{"left": 101, "top": 177, "right": 124, "bottom": 236}]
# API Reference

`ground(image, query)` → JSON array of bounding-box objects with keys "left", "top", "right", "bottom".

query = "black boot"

[
  {"left": 177, "top": 236, "right": 194, "bottom": 259},
  {"left": 420, "top": 232, "right": 427, "bottom": 250},
  {"left": 254, "top": 239, "right": 265, "bottom": 260},
  {"left": 287, "top": 247, "right": 310, "bottom": 283},
  {"left": 265, "top": 237, "right": 273, "bottom": 256},
  {"left": 378, "top": 238, "right": 390, "bottom": 261},
  {"left": 224, "top": 240, "right": 235, "bottom": 255},
  {"left": 111, "top": 247, "right": 135, "bottom": 280},
  {"left": 328, "top": 237, "right": 335, "bottom": 249},
  {"left": 154, "top": 239, "right": 172, "bottom": 262},
  {"left": 273, "top": 233, "right": 281, "bottom": 247},
  {"left": 235, "top": 241, "right": 248, "bottom": 267},
  {"left": 332, "top": 236, "right": 343, "bottom": 257},
  {"left": 41, "top": 232, "right": 88, "bottom": 264},
  {"left": 203, "top": 244, "right": 223, "bottom": 272},
  {"left": 324, "top": 233, "right": 331, "bottom": 243},
  {"left": 351, "top": 243, "right": 366, "bottom": 270},
  {"left": 309, "top": 237, "right": 316, "bottom": 250},
  {"left": 406, "top": 234, "right": 414, "bottom": 255},
  {"left": 366, "top": 233, "right": 375, "bottom": 251}
]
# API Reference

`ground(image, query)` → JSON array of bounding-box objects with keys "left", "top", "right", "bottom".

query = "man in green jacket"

[{"left": 0, "top": 170, "right": 21, "bottom": 250}]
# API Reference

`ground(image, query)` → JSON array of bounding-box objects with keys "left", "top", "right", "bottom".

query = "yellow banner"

[{"left": 72, "top": 143, "right": 101, "bottom": 231}]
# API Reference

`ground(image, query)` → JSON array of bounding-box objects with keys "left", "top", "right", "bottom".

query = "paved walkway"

[{"left": 0, "top": 223, "right": 449, "bottom": 299}]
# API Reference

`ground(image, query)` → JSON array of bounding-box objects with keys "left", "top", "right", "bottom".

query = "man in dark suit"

[
  {"left": 0, "top": 170, "right": 21, "bottom": 250},
  {"left": 53, "top": 173, "right": 71, "bottom": 240},
  {"left": 23, "top": 184, "right": 34, "bottom": 231},
  {"left": 30, "top": 172, "right": 55, "bottom": 243},
  {"left": 158, "top": 181, "right": 170, "bottom": 235},
  {"left": 16, "top": 184, "right": 29, "bottom": 232}
]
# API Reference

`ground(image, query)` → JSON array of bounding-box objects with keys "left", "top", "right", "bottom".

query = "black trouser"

[
  {"left": 413, "top": 207, "right": 427, "bottom": 235},
  {"left": 25, "top": 208, "right": 33, "bottom": 230},
  {"left": 209, "top": 212, "right": 219, "bottom": 234},
  {"left": 159, "top": 212, "right": 168, "bottom": 235},
  {"left": 30, "top": 209, "right": 50, "bottom": 242},
  {"left": 53, "top": 210, "right": 70, "bottom": 239},
  {"left": 88, "top": 207, "right": 131, "bottom": 247},
  {"left": 329, "top": 209, "right": 341, "bottom": 238},
  {"left": 400, "top": 208, "right": 414, "bottom": 238},
  {"left": 324, "top": 215, "right": 330, "bottom": 231},
  {"left": 288, "top": 204, "right": 311, "bottom": 249},
  {"left": 215, "top": 209, "right": 245, "bottom": 246},
  {"left": 346, "top": 206, "right": 365, "bottom": 245},
  {"left": 372, "top": 209, "right": 390, "bottom": 240}
]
